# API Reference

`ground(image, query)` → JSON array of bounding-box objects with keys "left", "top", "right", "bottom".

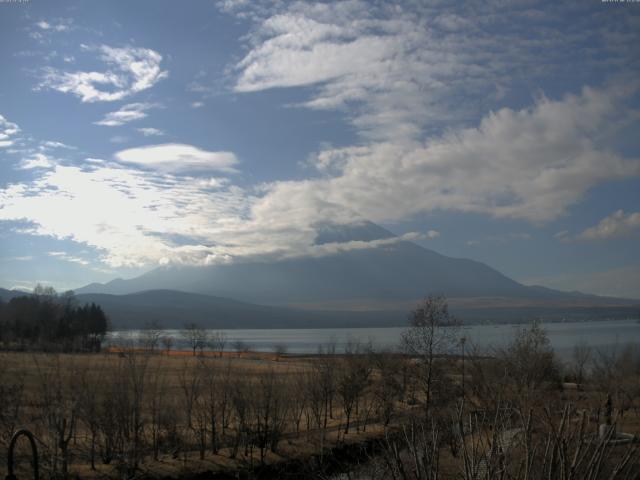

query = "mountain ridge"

[{"left": 74, "top": 221, "right": 628, "bottom": 306}]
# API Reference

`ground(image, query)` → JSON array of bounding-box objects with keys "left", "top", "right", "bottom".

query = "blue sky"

[{"left": 0, "top": 0, "right": 639, "bottom": 298}]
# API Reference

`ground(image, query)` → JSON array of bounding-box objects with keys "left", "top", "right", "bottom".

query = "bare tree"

[
  {"left": 211, "top": 331, "right": 228, "bottom": 357},
  {"left": 571, "top": 340, "right": 592, "bottom": 389},
  {"left": 145, "top": 357, "right": 168, "bottom": 461},
  {"left": 0, "top": 353, "right": 24, "bottom": 447},
  {"left": 161, "top": 335, "right": 173, "bottom": 354},
  {"left": 252, "top": 369, "right": 289, "bottom": 462},
  {"left": 370, "top": 349, "right": 404, "bottom": 427},
  {"left": 289, "top": 372, "right": 308, "bottom": 435},
  {"left": 232, "top": 339, "right": 251, "bottom": 357},
  {"left": 34, "top": 354, "right": 80, "bottom": 476},
  {"left": 402, "top": 295, "right": 459, "bottom": 417},
  {"left": 496, "top": 321, "right": 561, "bottom": 411},
  {"left": 123, "top": 352, "right": 150, "bottom": 471},
  {"left": 183, "top": 322, "right": 209, "bottom": 356},
  {"left": 336, "top": 341, "right": 372, "bottom": 434},
  {"left": 273, "top": 343, "right": 288, "bottom": 360},
  {"left": 199, "top": 358, "right": 222, "bottom": 454},
  {"left": 78, "top": 360, "right": 107, "bottom": 470},
  {"left": 140, "top": 320, "right": 163, "bottom": 352}
]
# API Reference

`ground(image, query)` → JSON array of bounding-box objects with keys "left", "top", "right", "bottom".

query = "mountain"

[
  {"left": 0, "top": 287, "right": 30, "bottom": 302},
  {"left": 76, "top": 222, "right": 622, "bottom": 309}
]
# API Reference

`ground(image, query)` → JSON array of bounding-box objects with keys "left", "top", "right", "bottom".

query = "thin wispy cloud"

[
  {"left": 137, "top": 127, "right": 164, "bottom": 137},
  {"left": 29, "top": 18, "right": 74, "bottom": 42},
  {"left": 48, "top": 251, "right": 90, "bottom": 266},
  {"left": 95, "top": 103, "right": 157, "bottom": 127},
  {"left": 40, "top": 140, "right": 76, "bottom": 150}
]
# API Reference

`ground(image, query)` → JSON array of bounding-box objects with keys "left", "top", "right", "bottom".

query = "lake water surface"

[{"left": 110, "top": 318, "right": 640, "bottom": 360}]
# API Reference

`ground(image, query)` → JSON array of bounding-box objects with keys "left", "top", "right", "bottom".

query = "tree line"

[{"left": 0, "top": 285, "right": 108, "bottom": 352}]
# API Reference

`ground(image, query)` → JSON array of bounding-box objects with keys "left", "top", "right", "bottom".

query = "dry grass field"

[
  {"left": 0, "top": 348, "right": 417, "bottom": 479},
  {"left": 2, "top": 321, "right": 640, "bottom": 480}
]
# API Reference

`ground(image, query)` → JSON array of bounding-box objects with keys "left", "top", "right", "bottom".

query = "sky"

[{"left": 0, "top": 0, "right": 639, "bottom": 298}]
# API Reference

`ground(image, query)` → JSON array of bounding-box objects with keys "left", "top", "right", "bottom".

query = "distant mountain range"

[{"left": 3, "top": 222, "right": 638, "bottom": 329}]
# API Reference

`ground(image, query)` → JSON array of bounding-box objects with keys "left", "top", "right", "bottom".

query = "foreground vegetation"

[{"left": 0, "top": 296, "right": 639, "bottom": 479}]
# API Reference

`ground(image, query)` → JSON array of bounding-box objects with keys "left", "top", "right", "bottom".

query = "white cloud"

[
  {"left": 279, "top": 86, "right": 640, "bottom": 224},
  {"left": 294, "top": 231, "right": 428, "bottom": 259},
  {"left": 466, "top": 233, "right": 531, "bottom": 246},
  {"left": 95, "top": 103, "right": 157, "bottom": 127},
  {"left": 41, "top": 140, "right": 76, "bottom": 150},
  {"left": 1, "top": 256, "right": 34, "bottom": 262},
  {"left": 0, "top": 163, "right": 250, "bottom": 267},
  {"left": 48, "top": 251, "right": 90, "bottom": 266},
  {"left": 38, "top": 45, "right": 168, "bottom": 102},
  {"left": 0, "top": 114, "right": 20, "bottom": 148},
  {"left": 114, "top": 143, "right": 238, "bottom": 173},
  {"left": 230, "top": 1, "right": 639, "bottom": 141},
  {"left": 1, "top": 85, "right": 638, "bottom": 269},
  {"left": 137, "top": 127, "right": 164, "bottom": 137},
  {"left": 35, "top": 19, "right": 72, "bottom": 32},
  {"left": 191, "top": 101, "right": 204, "bottom": 109},
  {"left": 577, "top": 210, "right": 640, "bottom": 241},
  {"left": 18, "top": 153, "right": 55, "bottom": 170},
  {"left": 30, "top": 18, "right": 74, "bottom": 42}
]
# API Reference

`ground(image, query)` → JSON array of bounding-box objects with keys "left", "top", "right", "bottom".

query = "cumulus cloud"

[
  {"left": 38, "top": 45, "right": 168, "bottom": 102},
  {"left": 95, "top": 103, "right": 157, "bottom": 127},
  {"left": 114, "top": 143, "right": 238, "bottom": 173},
  {"left": 0, "top": 114, "right": 20, "bottom": 148},
  {"left": 290, "top": 86, "right": 640, "bottom": 224},
  {"left": 577, "top": 210, "right": 640, "bottom": 241}
]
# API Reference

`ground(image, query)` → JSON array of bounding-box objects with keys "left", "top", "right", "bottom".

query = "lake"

[{"left": 109, "top": 318, "right": 640, "bottom": 361}]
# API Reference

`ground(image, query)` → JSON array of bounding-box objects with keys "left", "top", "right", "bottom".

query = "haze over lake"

[{"left": 110, "top": 319, "right": 640, "bottom": 360}]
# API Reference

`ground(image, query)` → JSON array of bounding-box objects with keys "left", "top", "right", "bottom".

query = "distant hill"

[
  {"left": 0, "top": 287, "right": 30, "bottom": 302},
  {"left": 3, "top": 287, "right": 638, "bottom": 329},
  {"left": 75, "top": 290, "right": 406, "bottom": 329}
]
